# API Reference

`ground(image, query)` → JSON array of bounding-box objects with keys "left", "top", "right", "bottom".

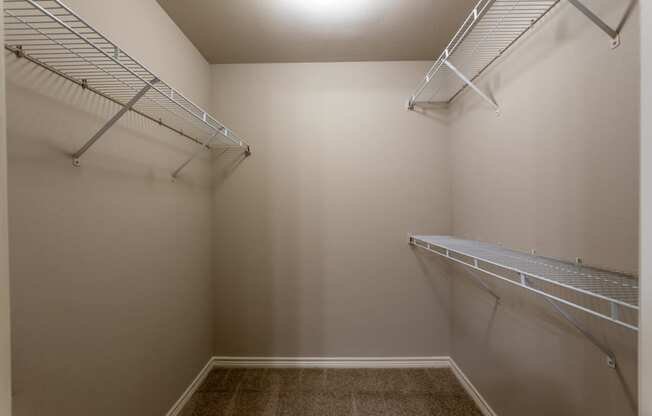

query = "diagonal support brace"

[
  {"left": 172, "top": 132, "right": 250, "bottom": 179},
  {"left": 72, "top": 79, "right": 159, "bottom": 166},
  {"left": 408, "top": 235, "right": 501, "bottom": 303},
  {"left": 171, "top": 131, "right": 220, "bottom": 179},
  {"left": 567, "top": 0, "right": 621, "bottom": 48},
  {"left": 466, "top": 267, "right": 502, "bottom": 304},
  {"left": 544, "top": 296, "right": 617, "bottom": 369},
  {"left": 519, "top": 273, "right": 617, "bottom": 369},
  {"left": 444, "top": 60, "right": 499, "bottom": 113}
]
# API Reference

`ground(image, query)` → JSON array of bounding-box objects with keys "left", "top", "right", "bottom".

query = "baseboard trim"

[
  {"left": 449, "top": 358, "right": 498, "bottom": 416},
  {"left": 165, "top": 357, "right": 214, "bottom": 416},
  {"left": 166, "top": 356, "right": 496, "bottom": 416},
  {"left": 211, "top": 356, "right": 450, "bottom": 368}
]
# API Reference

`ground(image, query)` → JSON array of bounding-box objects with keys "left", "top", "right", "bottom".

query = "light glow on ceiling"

[{"left": 279, "top": 0, "right": 374, "bottom": 23}]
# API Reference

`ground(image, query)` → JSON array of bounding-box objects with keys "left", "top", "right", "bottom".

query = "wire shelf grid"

[
  {"left": 409, "top": 0, "right": 559, "bottom": 107},
  {"left": 411, "top": 235, "right": 639, "bottom": 331},
  {"left": 3, "top": 0, "right": 248, "bottom": 151}
]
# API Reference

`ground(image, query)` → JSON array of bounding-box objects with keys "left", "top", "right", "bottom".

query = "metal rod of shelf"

[
  {"left": 466, "top": 268, "right": 501, "bottom": 303},
  {"left": 443, "top": 60, "right": 499, "bottom": 112},
  {"left": 542, "top": 295, "right": 617, "bottom": 369},
  {"left": 409, "top": 236, "right": 638, "bottom": 332},
  {"left": 567, "top": 0, "right": 621, "bottom": 47},
  {"left": 4, "top": 45, "right": 208, "bottom": 149},
  {"left": 171, "top": 131, "right": 220, "bottom": 179},
  {"left": 23, "top": 0, "right": 242, "bottom": 147},
  {"left": 408, "top": 0, "right": 496, "bottom": 109},
  {"left": 409, "top": 0, "right": 580, "bottom": 110},
  {"left": 5, "top": 45, "right": 211, "bottom": 150},
  {"left": 4, "top": 0, "right": 251, "bottom": 169},
  {"left": 414, "top": 236, "right": 618, "bottom": 368},
  {"left": 72, "top": 79, "right": 157, "bottom": 165}
]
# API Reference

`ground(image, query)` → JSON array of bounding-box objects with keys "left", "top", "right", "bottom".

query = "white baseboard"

[
  {"left": 166, "top": 356, "right": 496, "bottom": 416},
  {"left": 449, "top": 358, "right": 498, "bottom": 416},
  {"left": 165, "top": 358, "right": 214, "bottom": 416},
  {"left": 211, "top": 356, "right": 450, "bottom": 368}
]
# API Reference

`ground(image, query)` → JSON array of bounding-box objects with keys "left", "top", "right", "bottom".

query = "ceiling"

[{"left": 156, "top": 0, "right": 478, "bottom": 64}]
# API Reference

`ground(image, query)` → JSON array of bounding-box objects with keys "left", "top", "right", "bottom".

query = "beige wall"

[
  {"left": 448, "top": 1, "right": 639, "bottom": 416},
  {"left": 3, "top": 1, "right": 645, "bottom": 415},
  {"left": 449, "top": 1, "right": 639, "bottom": 274},
  {"left": 6, "top": 0, "right": 214, "bottom": 415},
  {"left": 640, "top": 1, "right": 651, "bottom": 414},
  {"left": 0, "top": 0, "right": 12, "bottom": 414},
  {"left": 209, "top": 62, "right": 453, "bottom": 357}
]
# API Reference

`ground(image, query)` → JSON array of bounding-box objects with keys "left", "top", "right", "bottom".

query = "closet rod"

[
  {"left": 4, "top": 45, "right": 208, "bottom": 149},
  {"left": 4, "top": 0, "right": 251, "bottom": 173}
]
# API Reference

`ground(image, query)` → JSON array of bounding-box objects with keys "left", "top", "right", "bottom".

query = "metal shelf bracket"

[
  {"left": 443, "top": 60, "right": 500, "bottom": 113},
  {"left": 410, "top": 236, "right": 629, "bottom": 369},
  {"left": 409, "top": 235, "right": 501, "bottom": 303},
  {"left": 5, "top": 0, "right": 250, "bottom": 172},
  {"left": 72, "top": 79, "right": 159, "bottom": 166},
  {"left": 407, "top": 0, "right": 631, "bottom": 112},
  {"left": 519, "top": 273, "right": 617, "bottom": 369},
  {"left": 172, "top": 130, "right": 219, "bottom": 179},
  {"left": 409, "top": 234, "right": 638, "bottom": 362},
  {"left": 543, "top": 295, "right": 617, "bottom": 369},
  {"left": 567, "top": 0, "right": 622, "bottom": 48}
]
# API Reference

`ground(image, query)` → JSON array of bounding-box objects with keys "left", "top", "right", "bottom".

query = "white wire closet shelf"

[
  {"left": 3, "top": 0, "right": 250, "bottom": 174},
  {"left": 410, "top": 235, "right": 638, "bottom": 332},
  {"left": 408, "top": 0, "right": 623, "bottom": 110}
]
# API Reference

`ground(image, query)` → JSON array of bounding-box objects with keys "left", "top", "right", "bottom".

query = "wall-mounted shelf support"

[
  {"left": 409, "top": 236, "right": 636, "bottom": 368},
  {"left": 4, "top": 0, "right": 250, "bottom": 172},
  {"left": 72, "top": 79, "right": 158, "bottom": 167},
  {"left": 409, "top": 236, "right": 638, "bottom": 327},
  {"left": 171, "top": 130, "right": 220, "bottom": 179},
  {"left": 464, "top": 267, "right": 501, "bottom": 303},
  {"left": 568, "top": 0, "right": 621, "bottom": 48},
  {"left": 443, "top": 60, "right": 499, "bottom": 113},
  {"left": 542, "top": 295, "right": 617, "bottom": 369},
  {"left": 407, "top": 0, "right": 630, "bottom": 111},
  {"left": 409, "top": 234, "right": 500, "bottom": 302}
]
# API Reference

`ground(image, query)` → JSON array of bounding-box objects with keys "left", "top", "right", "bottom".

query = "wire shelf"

[
  {"left": 409, "top": 0, "right": 559, "bottom": 108},
  {"left": 3, "top": 0, "right": 249, "bottom": 153},
  {"left": 410, "top": 235, "right": 639, "bottom": 331}
]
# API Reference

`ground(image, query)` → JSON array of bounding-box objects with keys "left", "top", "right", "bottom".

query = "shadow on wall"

[
  {"left": 412, "top": 249, "right": 637, "bottom": 416},
  {"left": 5, "top": 53, "right": 216, "bottom": 188},
  {"left": 409, "top": 103, "right": 450, "bottom": 125},
  {"left": 211, "top": 149, "right": 248, "bottom": 188},
  {"left": 411, "top": 249, "right": 454, "bottom": 318},
  {"left": 412, "top": 248, "right": 500, "bottom": 343},
  {"left": 411, "top": 0, "right": 637, "bottom": 124},
  {"left": 7, "top": 51, "right": 216, "bottom": 415}
]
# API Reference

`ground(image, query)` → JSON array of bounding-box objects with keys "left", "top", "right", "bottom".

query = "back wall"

[{"left": 209, "top": 62, "right": 454, "bottom": 357}]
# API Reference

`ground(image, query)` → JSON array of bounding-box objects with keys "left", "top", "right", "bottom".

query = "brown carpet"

[{"left": 180, "top": 367, "right": 484, "bottom": 416}]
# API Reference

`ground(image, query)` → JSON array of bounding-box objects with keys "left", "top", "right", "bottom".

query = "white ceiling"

[{"left": 156, "top": 0, "right": 478, "bottom": 64}]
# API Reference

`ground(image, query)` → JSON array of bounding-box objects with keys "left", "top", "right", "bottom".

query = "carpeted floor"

[{"left": 180, "top": 367, "right": 484, "bottom": 415}]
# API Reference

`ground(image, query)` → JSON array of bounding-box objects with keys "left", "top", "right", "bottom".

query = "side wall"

[
  {"left": 0, "top": 0, "right": 12, "bottom": 413},
  {"left": 210, "top": 62, "right": 453, "bottom": 357},
  {"left": 640, "top": 1, "right": 651, "bottom": 414},
  {"left": 448, "top": 1, "right": 639, "bottom": 416},
  {"left": 6, "top": 1, "right": 215, "bottom": 415}
]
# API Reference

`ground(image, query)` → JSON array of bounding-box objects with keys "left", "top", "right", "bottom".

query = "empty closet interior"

[{"left": 0, "top": 0, "right": 643, "bottom": 415}]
